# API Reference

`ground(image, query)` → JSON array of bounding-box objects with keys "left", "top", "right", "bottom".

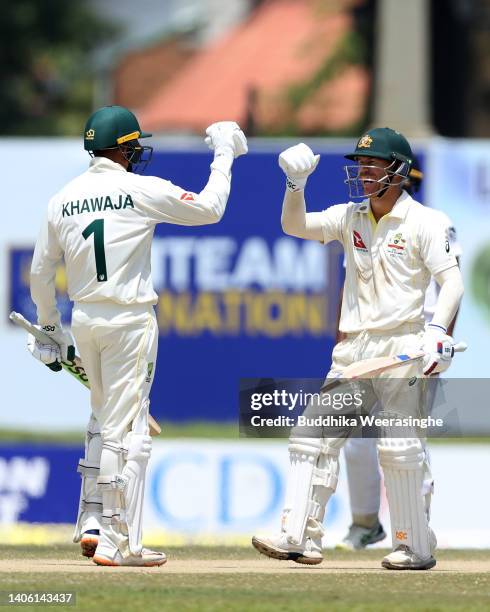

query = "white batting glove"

[
  {"left": 420, "top": 323, "right": 455, "bottom": 375},
  {"left": 27, "top": 333, "right": 62, "bottom": 372},
  {"left": 205, "top": 121, "right": 248, "bottom": 159},
  {"left": 125, "top": 432, "right": 152, "bottom": 462},
  {"left": 279, "top": 143, "right": 320, "bottom": 192},
  {"left": 39, "top": 324, "right": 76, "bottom": 362},
  {"left": 27, "top": 333, "right": 61, "bottom": 363}
]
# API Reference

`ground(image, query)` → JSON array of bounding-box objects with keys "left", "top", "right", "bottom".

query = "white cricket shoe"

[
  {"left": 335, "top": 521, "right": 386, "bottom": 551},
  {"left": 252, "top": 533, "right": 323, "bottom": 565},
  {"left": 381, "top": 545, "right": 436, "bottom": 570},
  {"left": 80, "top": 529, "right": 99, "bottom": 558},
  {"left": 93, "top": 546, "right": 167, "bottom": 567}
]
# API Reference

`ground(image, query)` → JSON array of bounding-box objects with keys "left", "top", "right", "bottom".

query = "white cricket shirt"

[
  {"left": 320, "top": 191, "right": 458, "bottom": 333},
  {"left": 423, "top": 209, "right": 462, "bottom": 320},
  {"left": 31, "top": 156, "right": 231, "bottom": 325}
]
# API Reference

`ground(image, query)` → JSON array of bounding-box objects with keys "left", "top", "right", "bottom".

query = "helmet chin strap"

[
  {"left": 370, "top": 159, "right": 406, "bottom": 200},
  {"left": 374, "top": 178, "right": 391, "bottom": 199}
]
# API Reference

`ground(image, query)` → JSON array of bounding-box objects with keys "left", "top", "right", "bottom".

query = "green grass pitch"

[{"left": 1, "top": 545, "right": 490, "bottom": 611}]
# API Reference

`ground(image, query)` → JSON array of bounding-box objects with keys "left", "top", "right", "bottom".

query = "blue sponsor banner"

[
  {"left": 0, "top": 445, "right": 81, "bottom": 524},
  {"left": 7, "top": 148, "right": 425, "bottom": 422},
  {"left": 143, "top": 150, "right": 346, "bottom": 421},
  {"left": 9, "top": 248, "right": 73, "bottom": 325}
]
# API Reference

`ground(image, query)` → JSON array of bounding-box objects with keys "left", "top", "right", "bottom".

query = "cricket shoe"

[
  {"left": 252, "top": 533, "right": 323, "bottom": 565},
  {"left": 335, "top": 521, "right": 386, "bottom": 551},
  {"left": 93, "top": 546, "right": 167, "bottom": 567},
  {"left": 381, "top": 545, "right": 436, "bottom": 570},
  {"left": 80, "top": 529, "right": 99, "bottom": 558}
]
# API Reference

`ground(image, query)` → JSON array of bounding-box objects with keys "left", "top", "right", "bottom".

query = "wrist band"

[
  {"left": 428, "top": 323, "right": 447, "bottom": 334},
  {"left": 286, "top": 176, "right": 307, "bottom": 192}
]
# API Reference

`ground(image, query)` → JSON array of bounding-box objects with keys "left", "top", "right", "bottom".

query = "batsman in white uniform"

[
  {"left": 252, "top": 128, "right": 464, "bottom": 570},
  {"left": 29, "top": 105, "right": 247, "bottom": 566},
  {"left": 339, "top": 166, "right": 462, "bottom": 550}
]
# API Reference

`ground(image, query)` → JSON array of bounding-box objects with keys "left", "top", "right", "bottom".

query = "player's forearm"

[
  {"left": 30, "top": 211, "right": 63, "bottom": 326},
  {"left": 446, "top": 256, "right": 461, "bottom": 336},
  {"left": 30, "top": 270, "right": 61, "bottom": 327},
  {"left": 281, "top": 190, "right": 324, "bottom": 241},
  {"left": 431, "top": 266, "right": 464, "bottom": 331},
  {"left": 195, "top": 150, "right": 234, "bottom": 223}
]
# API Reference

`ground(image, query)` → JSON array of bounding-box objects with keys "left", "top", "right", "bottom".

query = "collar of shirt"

[
  {"left": 88, "top": 156, "right": 127, "bottom": 174},
  {"left": 353, "top": 190, "right": 413, "bottom": 221}
]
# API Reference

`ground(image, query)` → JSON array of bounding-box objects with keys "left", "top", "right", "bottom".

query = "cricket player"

[
  {"left": 28, "top": 105, "right": 247, "bottom": 566},
  {"left": 338, "top": 163, "right": 462, "bottom": 550},
  {"left": 252, "top": 127, "right": 464, "bottom": 570}
]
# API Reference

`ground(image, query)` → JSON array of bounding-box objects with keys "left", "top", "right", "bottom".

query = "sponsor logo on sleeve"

[{"left": 180, "top": 192, "right": 195, "bottom": 202}]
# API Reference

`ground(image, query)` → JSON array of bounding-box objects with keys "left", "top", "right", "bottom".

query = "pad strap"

[{"left": 77, "top": 460, "right": 100, "bottom": 478}]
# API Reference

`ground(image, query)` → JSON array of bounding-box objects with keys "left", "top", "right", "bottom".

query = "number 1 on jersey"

[{"left": 82, "top": 219, "right": 107, "bottom": 282}]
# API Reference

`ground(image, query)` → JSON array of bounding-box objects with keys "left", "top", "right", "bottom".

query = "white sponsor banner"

[
  {"left": 145, "top": 440, "right": 490, "bottom": 548},
  {"left": 427, "top": 139, "right": 490, "bottom": 377},
  {"left": 2, "top": 139, "right": 88, "bottom": 430}
]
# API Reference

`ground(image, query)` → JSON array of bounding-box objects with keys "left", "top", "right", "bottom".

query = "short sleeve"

[
  {"left": 443, "top": 216, "right": 462, "bottom": 258},
  {"left": 419, "top": 211, "right": 458, "bottom": 276},
  {"left": 447, "top": 224, "right": 462, "bottom": 257},
  {"left": 319, "top": 204, "right": 347, "bottom": 245}
]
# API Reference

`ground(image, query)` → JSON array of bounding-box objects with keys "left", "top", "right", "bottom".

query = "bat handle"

[
  {"left": 10, "top": 311, "right": 58, "bottom": 347},
  {"left": 453, "top": 341, "right": 467, "bottom": 353}
]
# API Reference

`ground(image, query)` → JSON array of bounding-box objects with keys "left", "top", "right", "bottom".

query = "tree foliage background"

[{"left": 0, "top": 0, "right": 116, "bottom": 135}]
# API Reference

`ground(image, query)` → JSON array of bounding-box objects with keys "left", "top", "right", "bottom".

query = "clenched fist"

[
  {"left": 205, "top": 121, "right": 248, "bottom": 159},
  {"left": 279, "top": 143, "right": 320, "bottom": 192}
]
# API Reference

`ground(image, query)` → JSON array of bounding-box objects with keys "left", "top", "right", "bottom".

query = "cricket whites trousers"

[
  {"left": 71, "top": 302, "right": 158, "bottom": 559},
  {"left": 282, "top": 324, "right": 435, "bottom": 561}
]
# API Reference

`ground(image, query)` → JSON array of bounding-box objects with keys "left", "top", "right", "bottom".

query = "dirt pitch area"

[
  {"left": 1, "top": 546, "right": 490, "bottom": 611},
  {"left": 1, "top": 556, "right": 490, "bottom": 575}
]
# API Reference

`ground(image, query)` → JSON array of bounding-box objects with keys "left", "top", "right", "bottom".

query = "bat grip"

[{"left": 46, "top": 361, "right": 63, "bottom": 372}]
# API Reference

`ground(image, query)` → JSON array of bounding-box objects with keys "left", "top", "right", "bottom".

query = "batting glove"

[
  {"left": 38, "top": 324, "right": 76, "bottom": 363},
  {"left": 27, "top": 333, "right": 62, "bottom": 372},
  {"left": 205, "top": 121, "right": 248, "bottom": 159},
  {"left": 420, "top": 323, "right": 455, "bottom": 375},
  {"left": 279, "top": 143, "right": 320, "bottom": 192}
]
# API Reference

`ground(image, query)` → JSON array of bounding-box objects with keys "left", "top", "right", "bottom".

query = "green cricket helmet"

[
  {"left": 405, "top": 156, "right": 423, "bottom": 195},
  {"left": 344, "top": 127, "right": 414, "bottom": 199},
  {"left": 84, "top": 105, "right": 153, "bottom": 172}
]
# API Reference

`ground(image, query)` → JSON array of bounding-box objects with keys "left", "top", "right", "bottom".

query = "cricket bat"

[
  {"left": 10, "top": 311, "right": 162, "bottom": 436},
  {"left": 320, "top": 342, "right": 467, "bottom": 393}
]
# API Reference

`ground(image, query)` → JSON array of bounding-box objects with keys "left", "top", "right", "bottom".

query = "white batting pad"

[
  {"left": 284, "top": 437, "right": 341, "bottom": 545},
  {"left": 377, "top": 436, "right": 434, "bottom": 559},
  {"left": 73, "top": 414, "right": 102, "bottom": 542},
  {"left": 96, "top": 399, "right": 151, "bottom": 557},
  {"left": 119, "top": 431, "right": 152, "bottom": 555}
]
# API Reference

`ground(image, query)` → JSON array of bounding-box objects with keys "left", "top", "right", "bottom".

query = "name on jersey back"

[{"left": 62, "top": 194, "right": 134, "bottom": 217}]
